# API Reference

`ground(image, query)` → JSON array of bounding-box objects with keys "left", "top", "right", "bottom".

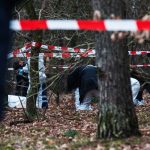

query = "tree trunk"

[
  {"left": 91, "top": 0, "right": 140, "bottom": 138},
  {"left": 25, "top": 0, "right": 42, "bottom": 119}
]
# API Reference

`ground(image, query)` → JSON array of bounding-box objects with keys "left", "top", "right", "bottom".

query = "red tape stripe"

[
  {"left": 77, "top": 20, "right": 106, "bottom": 31},
  {"left": 20, "top": 20, "right": 48, "bottom": 30},
  {"left": 136, "top": 20, "right": 150, "bottom": 31}
]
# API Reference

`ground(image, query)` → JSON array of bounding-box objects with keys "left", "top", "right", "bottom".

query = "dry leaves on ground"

[{"left": 0, "top": 92, "right": 150, "bottom": 150}]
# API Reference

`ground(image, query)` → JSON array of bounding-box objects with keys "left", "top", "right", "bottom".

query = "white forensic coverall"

[
  {"left": 23, "top": 53, "right": 48, "bottom": 108},
  {"left": 130, "top": 77, "right": 143, "bottom": 105}
]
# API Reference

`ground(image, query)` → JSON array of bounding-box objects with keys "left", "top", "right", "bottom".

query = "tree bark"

[
  {"left": 25, "top": 0, "right": 42, "bottom": 119},
  {"left": 91, "top": 0, "right": 140, "bottom": 138}
]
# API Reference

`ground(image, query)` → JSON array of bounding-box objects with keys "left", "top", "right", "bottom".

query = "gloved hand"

[
  {"left": 18, "top": 68, "right": 23, "bottom": 76},
  {"left": 39, "top": 72, "right": 46, "bottom": 83}
]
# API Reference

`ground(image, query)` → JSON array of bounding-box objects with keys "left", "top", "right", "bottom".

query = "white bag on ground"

[
  {"left": 8, "top": 95, "right": 26, "bottom": 108},
  {"left": 8, "top": 94, "right": 46, "bottom": 108}
]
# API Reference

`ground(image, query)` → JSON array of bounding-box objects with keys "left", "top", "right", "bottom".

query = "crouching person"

[
  {"left": 23, "top": 53, "right": 48, "bottom": 109},
  {"left": 67, "top": 65, "right": 99, "bottom": 110},
  {"left": 67, "top": 65, "right": 142, "bottom": 111}
]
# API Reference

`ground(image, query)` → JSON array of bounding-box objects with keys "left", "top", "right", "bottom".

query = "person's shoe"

[
  {"left": 137, "top": 99, "right": 144, "bottom": 106},
  {"left": 133, "top": 99, "right": 138, "bottom": 105},
  {"left": 88, "top": 105, "right": 93, "bottom": 110},
  {"left": 76, "top": 104, "right": 92, "bottom": 111},
  {"left": 42, "top": 102, "right": 48, "bottom": 109}
]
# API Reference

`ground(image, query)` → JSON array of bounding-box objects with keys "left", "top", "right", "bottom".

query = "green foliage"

[
  {"left": 64, "top": 129, "right": 79, "bottom": 138},
  {"left": 0, "top": 146, "right": 15, "bottom": 150}
]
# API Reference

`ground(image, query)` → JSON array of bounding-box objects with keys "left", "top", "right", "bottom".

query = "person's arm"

[
  {"left": 67, "top": 67, "right": 80, "bottom": 92},
  {"left": 39, "top": 54, "right": 46, "bottom": 82}
]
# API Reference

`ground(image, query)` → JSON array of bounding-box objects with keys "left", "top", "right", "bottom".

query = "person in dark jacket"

[
  {"left": 67, "top": 65, "right": 99, "bottom": 110},
  {"left": 67, "top": 65, "right": 144, "bottom": 110},
  {"left": 13, "top": 59, "right": 29, "bottom": 96}
]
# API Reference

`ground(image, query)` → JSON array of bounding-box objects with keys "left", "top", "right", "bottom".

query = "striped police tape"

[{"left": 10, "top": 20, "right": 150, "bottom": 31}]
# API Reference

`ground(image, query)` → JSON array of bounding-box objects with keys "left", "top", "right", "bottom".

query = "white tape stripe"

[
  {"left": 134, "top": 51, "right": 142, "bottom": 55},
  {"left": 10, "top": 20, "right": 22, "bottom": 31},
  {"left": 20, "top": 47, "right": 31, "bottom": 52},
  {"left": 52, "top": 66, "right": 69, "bottom": 69},
  {"left": 68, "top": 48, "right": 75, "bottom": 53},
  {"left": 41, "top": 45, "right": 48, "bottom": 49},
  {"left": 55, "top": 46, "right": 62, "bottom": 51},
  {"left": 105, "top": 20, "right": 138, "bottom": 31},
  {"left": 17, "top": 53, "right": 26, "bottom": 57},
  {"left": 8, "top": 68, "right": 14, "bottom": 71},
  {"left": 7, "top": 53, "right": 13, "bottom": 59},
  {"left": 32, "top": 42, "right": 36, "bottom": 46},
  {"left": 46, "top": 20, "right": 79, "bottom": 30}
]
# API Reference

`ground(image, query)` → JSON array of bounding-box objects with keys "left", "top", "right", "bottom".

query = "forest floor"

[{"left": 0, "top": 91, "right": 150, "bottom": 150}]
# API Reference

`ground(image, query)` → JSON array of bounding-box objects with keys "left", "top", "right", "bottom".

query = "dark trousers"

[
  {"left": 37, "top": 83, "right": 48, "bottom": 108},
  {"left": 41, "top": 83, "right": 48, "bottom": 108},
  {"left": 15, "top": 75, "right": 29, "bottom": 96}
]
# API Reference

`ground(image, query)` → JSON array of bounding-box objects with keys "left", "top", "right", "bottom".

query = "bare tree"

[{"left": 25, "top": 0, "right": 42, "bottom": 120}]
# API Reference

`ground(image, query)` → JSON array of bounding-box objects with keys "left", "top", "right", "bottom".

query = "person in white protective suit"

[
  {"left": 23, "top": 53, "right": 48, "bottom": 108},
  {"left": 130, "top": 77, "right": 144, "bottom": 106}
]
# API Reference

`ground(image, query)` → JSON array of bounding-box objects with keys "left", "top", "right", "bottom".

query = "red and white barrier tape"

[
  {"left": 8, "top": 52, "right": 95, "bottom": 58},
  {"left": 51, "top": 64, "right": 150, "bottom": 68},
  {"left": 12, "top": 42, "right": 96, "bottom": 53},
  {"left": 52, "top": 64, "right": 150, "bottom": 68},
  {"left": 10, "top": 20, "right": 150, "bottom": 31},
  {"left": 7, "top": 66, "right": 70, "bottom": 71},
  {"left": 8, "top": 42, "right": 150, "bottom": 58},
  {"left": 7, "top": 64, "right": 150, "bottom": 71},
  {"left": 128, "top": 51, "right": 150, "bottom": 55},
  {"left": 9, "top": 50, "right": 150, "bottom": 58},
  {"left": 130, "top": 64, "right": 150, "bottom": 67}
]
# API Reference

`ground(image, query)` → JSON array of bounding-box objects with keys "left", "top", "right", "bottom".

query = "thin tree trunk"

[
  {"left": 91, "top": 0, "right": 140, "bottom": 138},
  {"left": 25, "top": 0, "right": 42, "bottom": 119}
]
